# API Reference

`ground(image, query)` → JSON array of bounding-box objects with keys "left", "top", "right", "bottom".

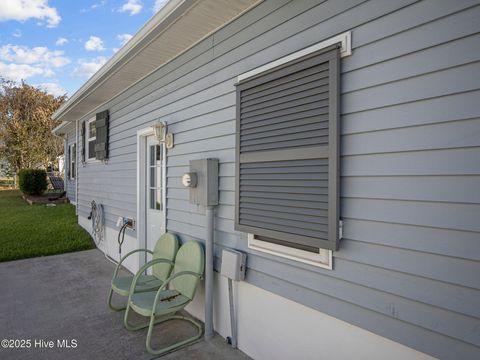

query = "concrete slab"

[{"left": 0, "top": 249, "right": 249, "bottom": 360}]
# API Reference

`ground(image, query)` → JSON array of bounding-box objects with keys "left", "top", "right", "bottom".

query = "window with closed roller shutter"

[{"left": 235, "top": 44, "right": 341, "bottom": 253}]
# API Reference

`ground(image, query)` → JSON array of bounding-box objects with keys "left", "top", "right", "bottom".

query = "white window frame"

[
  {"left": 85, "top": 117, "right": 99, "bottom": 162},
  {"left": 239, "top": 32, "right": 352, "bottom": 270},
  {"left": 248, "top": 234, "right": 332, "bottom": 269},
  {"left": 69, "top": 143, "right": 76, "bottom": 180}
]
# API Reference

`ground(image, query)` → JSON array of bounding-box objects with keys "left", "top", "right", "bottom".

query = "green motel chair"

[
  {"left": 124, "top": 241, "right": 205, "bottom": 355},
  {"left": 108, "top": 232, "right": 179, "bottom": 311}
]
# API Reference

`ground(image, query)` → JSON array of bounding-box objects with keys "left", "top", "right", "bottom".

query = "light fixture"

[{"left": 152, "top": 121, "right": 174, "bottom": 149}]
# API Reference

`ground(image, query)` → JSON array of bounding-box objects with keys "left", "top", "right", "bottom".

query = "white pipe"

[{"left": 205, "top": 205, "right": 215, "bottom": 339}]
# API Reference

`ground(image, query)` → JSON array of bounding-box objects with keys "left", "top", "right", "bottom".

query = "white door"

[{"left": 145, "top": 136, "right": 165, "bottom": 255}]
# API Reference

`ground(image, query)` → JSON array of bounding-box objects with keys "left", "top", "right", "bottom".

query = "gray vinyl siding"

[
  {"left": 74, "top": 0, "right": 480, "bottom": 358},
  {"left": 65, "top": 124, "right": 76, "bottom": 203}
]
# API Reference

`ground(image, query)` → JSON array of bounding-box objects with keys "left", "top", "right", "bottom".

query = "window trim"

[
  {"left": 248, "top": 234, "right": 332, "bottom": 269},
  {"left": 69, "top": 143, "right": 76, "bottom": 180},
  {"left": 85, "top": 117, "right": 99, "bottom": 163},
  {"left": 237, "top": 31, "right": 351, "bottom": 83},
  {"left": 235, "top": 32, "right": 352, "bottom": 268}
]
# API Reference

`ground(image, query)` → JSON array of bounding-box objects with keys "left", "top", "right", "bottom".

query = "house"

[
  {"left": 0, "top": 158, "right": 12, "bottom": 178},
  {"left": 52, "top": 1, "right": 480, "bottom": 359}
]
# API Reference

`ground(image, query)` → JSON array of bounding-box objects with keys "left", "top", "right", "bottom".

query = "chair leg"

[
  {"left": 146, "top": 314, "right": 203, "bottom": 355},
  {"left": 124, "top": 302, "right": 176, "bottom": 331},
  {"left": 107, "top": 288, "right": 126, "bottom": 312},
  {"left": 124, "top": 302, "right": 150, "bottom": 331}
]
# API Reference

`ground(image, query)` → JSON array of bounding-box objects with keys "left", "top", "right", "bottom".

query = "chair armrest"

[
  {"left": 112, "top": 248, "right": 154, "bottom": 279},
  {"left": 128, "top": 258, "right": 175, "bottom": 295},
  {"left": 152, "top": 271, "right": 203, "bottom": 310}
]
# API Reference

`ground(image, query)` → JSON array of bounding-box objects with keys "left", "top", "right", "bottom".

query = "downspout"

[
  {"left": 64, "top": 137, "right": 68, "bottom": 193},
  {"left": 184, "top": 159, "right": 218, "bottom": 340},
  {"left": 75, "top": 119, "right": 79, "bottom": 215},
  {"left": 205, "top": 205, "right": 215, "bottom": 339}
]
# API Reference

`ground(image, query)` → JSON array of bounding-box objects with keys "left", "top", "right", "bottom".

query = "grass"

[{"left": 0, "top": 190, "right": 95, "bottom": 262}]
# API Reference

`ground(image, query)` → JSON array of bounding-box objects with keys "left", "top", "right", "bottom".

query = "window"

[
  {"left": 235, "top": 32, "right": 351, "bottom": 268},
  {"left": 149, "top": 144, "right": 163, "bottom": 211},
  {"left": 69, "top": 143, "right": 76, "bottom": 179},
  {"left": 81, "top": 110, "right": 109, "bottom": 163},
  {"left": 86, "top": 118, "right": 96, "bottom": 160}
]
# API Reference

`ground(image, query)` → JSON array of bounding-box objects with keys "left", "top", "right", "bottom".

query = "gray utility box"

[
  {"left": 188, "top": 159, "right": 219, "bottom": 206},
  {"left": 221, "top": 249, "right": 247, "bottom": 281}
]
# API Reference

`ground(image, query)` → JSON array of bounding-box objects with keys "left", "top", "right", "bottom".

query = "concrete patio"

[{"left": 0, "top": 249, "right": 249, "bottom": 360}]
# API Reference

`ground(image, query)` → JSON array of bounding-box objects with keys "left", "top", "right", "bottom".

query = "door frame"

[{"left": 136, "top": 126, "right": 167, "bottom": 268}]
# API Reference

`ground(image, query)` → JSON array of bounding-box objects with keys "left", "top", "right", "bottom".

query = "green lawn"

[{"left": 0, "top": 190, "right": 95, "bottom": 262}]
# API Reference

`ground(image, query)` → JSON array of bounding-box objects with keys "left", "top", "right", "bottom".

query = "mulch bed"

[{"left": 23, "top": 193, "right": 68, "bottom": 205}]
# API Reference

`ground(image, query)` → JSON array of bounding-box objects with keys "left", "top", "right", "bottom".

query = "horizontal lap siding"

[{"left": 75, "top": 0, "right": 480, "bottom": 358}]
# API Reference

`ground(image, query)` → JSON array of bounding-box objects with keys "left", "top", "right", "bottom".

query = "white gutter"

[{"left": 52, "top": 121, "right": 68, "bottom": 135}]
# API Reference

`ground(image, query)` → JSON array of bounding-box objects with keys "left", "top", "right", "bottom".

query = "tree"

[{"left": 0, "top": 79, "right": 66, "bottom": 172}]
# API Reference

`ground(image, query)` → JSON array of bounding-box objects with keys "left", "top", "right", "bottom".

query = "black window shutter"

[
  {"left": 235, "top": 45, "right": 341, "bottom": 251},
  {"left": 67, "top": 145, "right": 71, "bottom": 178},
  {"left": 81, "top": 121, "right": 86, "bottom": 163},
  {"left": 94, "top": 110, "right": 109, "bottom": 161}
]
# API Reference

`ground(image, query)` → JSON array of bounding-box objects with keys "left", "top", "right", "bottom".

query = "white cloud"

[
  {"left": 55, "top": 37, "right": 68, "bottom": 46},
  {"left": 0, "top": 44, "right": 70, "bottom": 67},
  {"left": 84, "top": 36, "right": 105, "bottom": 51},
  {"left": 81, "top": 1, "right": 106, "bottom": 13},
  {"left": 0, "top": 44, "right": 69, "bottom": 82},
  {"left": 0, "top": 0, "right": 61, "bottom": 28},
  {"left": 36, "top": 82, "right": 66, "bottom": 96},
  {"left": 117, "top": 33, "right": 132, "bottom": 46},
  {"left": 91, "top": 1, "right": 105, "bottom": 10},
  {"left": 153, "top": 0, "right": 168, "bottom": 12},
  {"left": 72, "top": 57, "right": 107, "bottom": 78},
  {"left": 0, "top": 62, "right": 47, "bottom": 81},
  {"left": 118, "top": 0, "right": 142, "bottom": 15},
  {"left": 12, "top": 29, "right": 22, "bottom": 37}
]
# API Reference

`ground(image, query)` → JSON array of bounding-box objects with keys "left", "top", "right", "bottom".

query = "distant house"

[
  {"left": 0, "top": 159, "right": 11, "bottom": 178},
  {"left": 53, "top": 1, "right": 480, "bottom": 359}
]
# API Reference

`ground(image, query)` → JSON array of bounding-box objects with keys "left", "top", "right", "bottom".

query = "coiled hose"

[
  {"left": 90, "top": 200, "right": 104, "bottom": 247},
  {"left": 89, "top": 200, "right": 127, "bottom": 266}
]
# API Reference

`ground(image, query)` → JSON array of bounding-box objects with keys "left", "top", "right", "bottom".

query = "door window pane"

[
  {"left": 150, "top": 166, "right": 156, "bottom": 188},
  {"left": 156, "top": 165, "right": 161, "bottom": 186},
  {"left": 156, "top": 188, "right": 162, "bottom": 210},
  {"left": 150, "top": 189, "right": 155, "bottom": 210},
  {"left": 150, "top": 145, "right": 155, "bottom": 166},
  {"left": 156, "top": 145, "right": 161, "bottom": 164},
  {"left": 148, "top": 144, "right": 163, "bottom": 210}
]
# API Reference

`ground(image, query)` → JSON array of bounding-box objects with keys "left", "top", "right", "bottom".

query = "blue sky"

[{"left": 0, "top": 0, "right": 168, "bottom": 96}]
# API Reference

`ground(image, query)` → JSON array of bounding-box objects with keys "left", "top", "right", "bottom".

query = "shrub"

[{"left": 18, "top": 169, "right": 48, "bottom": 195}]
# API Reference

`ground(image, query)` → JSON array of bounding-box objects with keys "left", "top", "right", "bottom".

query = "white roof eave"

[
  {"left": 53, "top": 0, "right": 188, "bottom": 121},
  {"left": 53, "top": 0, "right": 261, "bottom": 123}
]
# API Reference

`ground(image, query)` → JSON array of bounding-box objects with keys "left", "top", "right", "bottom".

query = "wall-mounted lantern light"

[{"left": 153, "top": 121, "right": 174, "bottom": 149}]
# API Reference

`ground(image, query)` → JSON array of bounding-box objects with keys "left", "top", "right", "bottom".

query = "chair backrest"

[
  {"left": 48, "top": 176, "right": 64, "bottom": 190},
  {"left": 171, "top": 241, "right": 204, "bottom": 300},
  {"left": 152, "top": 233, "right": 179, "bottom": 281}
]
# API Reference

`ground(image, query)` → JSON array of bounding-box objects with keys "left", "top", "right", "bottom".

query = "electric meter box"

[
  {"left": 220, "top": 249, "right": 247, "bottom": 281},
  {"left": 188, "top": 159, "right": 219, "bottom": 206}
]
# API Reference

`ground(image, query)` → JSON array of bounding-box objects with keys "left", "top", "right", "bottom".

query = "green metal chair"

[
  {"left": 108, "top": 232, "right": 179, "bottom": 311},
  {"left": 124, "top": 241, "right": 205, "bottom": 355}
]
